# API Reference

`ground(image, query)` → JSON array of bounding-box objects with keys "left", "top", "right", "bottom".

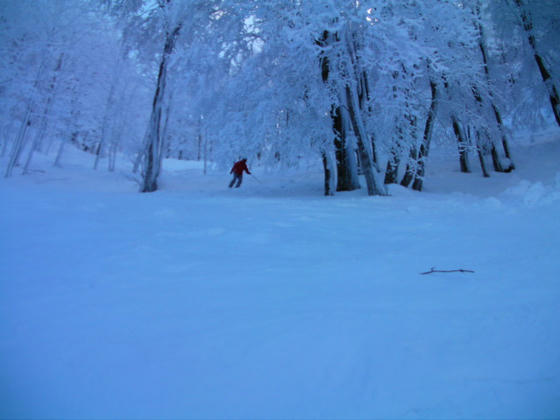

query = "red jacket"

[{"left": 231, "top": 160, "right": 251, "bottom": 175}]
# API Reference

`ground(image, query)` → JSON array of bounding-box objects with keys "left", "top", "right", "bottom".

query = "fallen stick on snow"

[{"left": 421, "top": 267, "right": 475, "bottom": 275}]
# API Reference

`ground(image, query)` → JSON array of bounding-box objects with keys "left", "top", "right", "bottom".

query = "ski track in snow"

[{"left": 1, "top": 136, "right": 560, "bottom": 418}]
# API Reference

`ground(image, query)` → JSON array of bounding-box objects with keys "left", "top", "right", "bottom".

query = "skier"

[{"left": 229, "top": 158, "right": 251, "bottom": 188}]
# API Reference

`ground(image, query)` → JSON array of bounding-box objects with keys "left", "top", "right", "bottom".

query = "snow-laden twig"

[{"left": 421, "top": 267, "right": 475, "bottom": 275}]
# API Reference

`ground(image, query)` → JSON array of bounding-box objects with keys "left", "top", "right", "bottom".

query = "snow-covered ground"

[{"left": 1, "top": 131, "right": 560, "bottom": 419}]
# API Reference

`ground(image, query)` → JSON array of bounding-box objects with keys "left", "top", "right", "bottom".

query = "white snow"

[{"left": 1, "top": 132, "right": 560, "bottom": 419}]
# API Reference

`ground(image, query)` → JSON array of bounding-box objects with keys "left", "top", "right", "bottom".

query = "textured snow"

[{"left": 1, "top": 134, "right": 560, "bottom": 419}]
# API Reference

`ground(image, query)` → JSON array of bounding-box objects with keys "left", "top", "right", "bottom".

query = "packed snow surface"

[{"left": 1, "top": 133, "right": 560, "bottom": 419}]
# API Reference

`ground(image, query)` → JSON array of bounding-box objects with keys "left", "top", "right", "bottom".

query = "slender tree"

[{"left": 140, "top": 20, "right": 181, "bottom": 192}]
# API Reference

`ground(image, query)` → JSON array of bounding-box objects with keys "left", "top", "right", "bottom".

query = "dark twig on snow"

[{"left": 421, "top": 267, "right": 475, "bottom": 275}]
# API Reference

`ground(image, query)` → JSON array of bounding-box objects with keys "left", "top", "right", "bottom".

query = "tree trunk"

[
  {"left": 385, "top": 148, "right": 401, "bottom": 185},
  {"left": 319, "top": 31, "right": 360, "bottom": 193},
  {"left": 476, "top": 131, "right": 490, "bottom": 178},
  {"left": 399, "top": 149, "right": 415, "bottom": 188},
  {"left": 345, "top": 84, "right": 387, "bottom": 196},
  {"left": 5, "top": 110, "right": 31, "bottom": 178},
  {"left": 141, "top": 24, "right": 181, "bottom": 193},
  {"left": 342, "top": 29, "right": 387, "bottom": 196},
  {"left": 453, "top": 117, "right": 471, "bottom": 173},
  {"left": 333, "top": 106, "right": 360, "bottom": 191},
  {"left": 411, "top": 79, "right": 438, "bottom": 191},
  {"left": 322, "top": 151, "right": 336, "bottom": 196}
]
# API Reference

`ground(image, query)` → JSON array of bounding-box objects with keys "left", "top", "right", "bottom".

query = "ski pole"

[{"left": 250, "top": 173, "right": 262, "bottom": 183}]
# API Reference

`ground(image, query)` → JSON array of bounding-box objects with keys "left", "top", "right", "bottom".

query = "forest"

[{"left": 1, "top": 0, "right": 559, "bottom": 195}]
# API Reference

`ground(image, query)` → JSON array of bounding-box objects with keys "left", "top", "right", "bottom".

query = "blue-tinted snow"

[{"left": 1, "top": 132, "right": 560, "bottom": 419}]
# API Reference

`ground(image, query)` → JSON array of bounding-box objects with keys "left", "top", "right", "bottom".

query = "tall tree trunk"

[
  {"left": 470, "top": 84, "right": 494, "bottom": 177},
  {"left": 345, "top": 84, "right": 387, "bottom": 196},
  {"left": 474, "top": 3, "right": 515, "bottom": 171},
  {"left": 319, "top": 30, "right": 360, "bottom": 193},
  {"left": 515, "top": 0, "right": 560, "bottom": 126},
  {"left": 333, "top": 106, "right": 360, "bottom": 191},
  {"left": 141, "top": 24, "right": 181, "bottom": 193},
  {"left": 343, "top": 30, "right": 387, "bottom": 196},
  {"left": 409, "top": 79, "right": 438, "bottom": 191},
  {"left": 387, "top": 67, "right": 409, "bottom": 185}
]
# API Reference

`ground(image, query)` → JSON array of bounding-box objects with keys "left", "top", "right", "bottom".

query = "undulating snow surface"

[{"left": 1, "top": 133, "right": 560, "bottom": 419}]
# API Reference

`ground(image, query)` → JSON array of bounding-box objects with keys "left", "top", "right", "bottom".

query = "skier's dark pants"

[{"left": 229, "top": 173, "right": 243, "bottom": 188}]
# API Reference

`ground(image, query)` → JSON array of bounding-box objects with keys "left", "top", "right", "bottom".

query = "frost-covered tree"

[{"left": 0, "top": 0, "right": 148, "bottom": 176}]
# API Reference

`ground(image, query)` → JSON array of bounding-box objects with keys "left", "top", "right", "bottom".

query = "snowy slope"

[{"left": 1, "top": 132, "right": 560, "bottom": 419}]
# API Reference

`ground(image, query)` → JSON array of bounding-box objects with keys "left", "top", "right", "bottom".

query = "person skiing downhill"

[{"left": 229, "top": 158, "right": 251, "bottom": 188}]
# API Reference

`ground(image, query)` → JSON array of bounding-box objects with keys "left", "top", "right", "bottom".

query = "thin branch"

[{"left": 421, "top": 267, "right": 475, "bottom": 275}]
